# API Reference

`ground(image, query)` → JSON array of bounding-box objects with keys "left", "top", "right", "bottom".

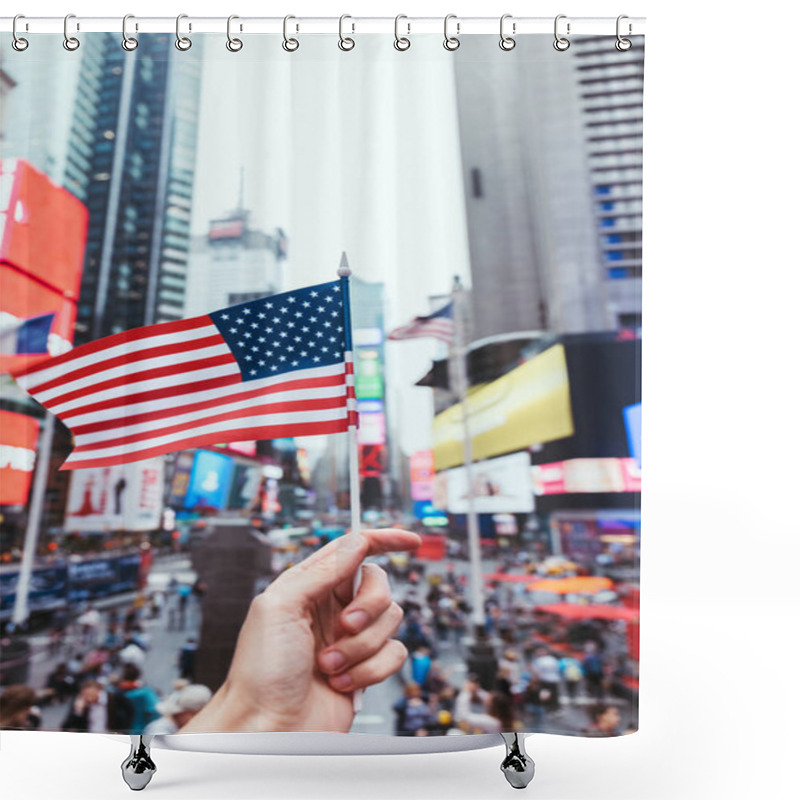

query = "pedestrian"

[
  {"left": 178, "top": 638, "right": 199, "bottom": 681},
  {"left": 177, "top": 583, "right": 192, "bottom": 631},
  {"left": 531, "top": 646, "right": 562, "bottom": 712},
  {"left": 583, "top": 703, "right": 622, "bottom": 737},
  {"left": 392, "top": 682, "right": 432, "bottom": 736},
  {"left": 523, "top": 675, "right": 547, "bottom": 731},
  {"left": 77, "top": 605, "right": 101, "bottom": 647},
  {"left": 115, "top": 663, "right": 160, "bottom": 735},
  {"left": 410, "top": 646, "right": 432, "bottom": 687},
  {"left": 559, "top": 654, "right": 584, "bottom": 703},
  {"left": 582, "top": 642, "right": 606, "bottom": 701},
  {"left": 0, "top": 685, "right": 39, "bottom": 729},
  {"left": 45, "top": 662, "right": 78, "bottom": 704},
  {"left": 61, "top": 679, "right": 109, "bottom": 733},
  {"left": 143, "top": 684, "right": 212, "bottom": 735}
]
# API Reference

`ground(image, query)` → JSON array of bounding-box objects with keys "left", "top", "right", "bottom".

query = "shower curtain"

[{"left": 0, "top": 29, "right": 642, "bottom": 741}]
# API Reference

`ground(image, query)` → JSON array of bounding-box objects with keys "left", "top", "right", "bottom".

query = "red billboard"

[
  {"left": 0, "top": 410, "right": 40, "bottom": 505},
  {"left": 0, "top": 159, "right": 88, "bottom": 373}
]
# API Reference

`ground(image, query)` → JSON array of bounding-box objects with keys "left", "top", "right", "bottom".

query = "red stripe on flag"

[
  {"left": 63, "top": 419, "right": 350, "bottom": 470},
  {"left": 40, "top": 353, "right": 238, "bottom": 411},
  {"left": 69, "top": 373, "right": 347, "bottom": 435},
  {"left": 31, "top": 333, "right": 226, "bottom": 395},
  {"left": 73, "top": 396, "right": 349, "bottom": 450},
  {"left": 14, "top": 315, "right": 212, "bottom": 380}
]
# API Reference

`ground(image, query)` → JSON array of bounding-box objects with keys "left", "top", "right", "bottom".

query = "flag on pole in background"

[
  {"left": 0, "top": 311, "right": 56, "bottom": 355},
  {"left": 12, "top": 280, "right": 356, "bottom": 471},
  {"left": 387, "top": 302, "right": 454, "bottom": 344}
]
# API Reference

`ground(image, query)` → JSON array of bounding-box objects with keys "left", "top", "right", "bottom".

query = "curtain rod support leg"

[
  {"left": 121, "top": 735, "right": 157, "bottom": 791},
  {"left": 499, "top": 732, "right": 535, "bottom": 789}
]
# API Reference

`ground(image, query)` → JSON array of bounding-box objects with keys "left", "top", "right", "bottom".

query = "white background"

[{"left": 2, "top": 1, "right": 798, "bottom": 798}]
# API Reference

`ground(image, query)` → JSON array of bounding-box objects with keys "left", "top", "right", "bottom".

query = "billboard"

[
  {"left": 624, "top": 402, "right": 642, "bottom": 467},
  {"left": 356, "top": 400, "right": 386, "bottom": 446},
  {"left": 354, "top": 349, "right": 384, "bottom": 399},
  {"left": 0, "top": 159, "right": 88, "bottom": 373},
  {"left": 531, "top": 458, "right": 641, "bottom": 495},
  {"left": 442, "top": 451, "right": 534, "bottom": 514},
  {"left": 64, "top": 459, "right": 165, "bottom": 532},
  {"left": 227, "top": 463, "right": 262, "bottom": 510},
  {"left": 184, "top": 450, "right": 234, "bottom": 510},
  {"left": 0, "top": 410, "right": 39, "bottom": 505},
  {"left": 433, "top": 344, "right": 573, "bottom": 471},
  {"left": 409, "top": 449, "right": 435, "bottom": 501}
]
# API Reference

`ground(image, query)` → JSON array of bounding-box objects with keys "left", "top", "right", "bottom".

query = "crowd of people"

[
  {"left": 2, "top": 540, "right": 637, "bottom": 738},
  {"left": 0, "top": 580, "right": 211, "bottom": 736},
  {"left": 390, "top": 561, "right": 637, "bottom": 736}
]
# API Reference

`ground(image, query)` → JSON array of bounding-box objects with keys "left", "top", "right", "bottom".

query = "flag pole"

[
  {"left": 338, "top": 251, "right": 364, "bottom": 714},
  {"left": 450, "top": 276, "right": 487, "bottom": 637}
]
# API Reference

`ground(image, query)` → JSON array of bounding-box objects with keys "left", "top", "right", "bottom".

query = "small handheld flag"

[
  {"left": 12, "top": 281, "right": 355, "bottom": 471},
  {"left": 387, "top": 302, "right": 454, "bottom": 344}
]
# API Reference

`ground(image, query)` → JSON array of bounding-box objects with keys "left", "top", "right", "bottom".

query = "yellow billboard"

[{"left": 433, "top": 344, "right": 574, "bottom": 471}]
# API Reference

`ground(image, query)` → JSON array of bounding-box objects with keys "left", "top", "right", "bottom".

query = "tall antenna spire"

[{"left": 338, "top": 251, "right": 351, "bottom": 277}]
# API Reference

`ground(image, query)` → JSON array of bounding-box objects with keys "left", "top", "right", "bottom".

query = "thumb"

[{"left": 267, "top": 532, "right": 369, "bottom": 607}]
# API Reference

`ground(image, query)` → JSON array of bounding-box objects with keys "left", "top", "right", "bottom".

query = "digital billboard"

[
  {"left": 442, "top": 451, "right": 534, "bottom": 514},
  {"left": 184, "top": 450, "right": 234, "bottom": 510},
  {"left": 0, "top": 409, "right": 39, "bottom": 506},
  {"left": 0, "top": 159, "right": 87, "bottom": 373}
]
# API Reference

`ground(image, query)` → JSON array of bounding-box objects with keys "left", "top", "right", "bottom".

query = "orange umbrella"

[
  {"left": 536, "top": 603, "right": 638, "bottom": 621},
  {"left": 526, "top": 576, "right": 614, "bottom": 594}
]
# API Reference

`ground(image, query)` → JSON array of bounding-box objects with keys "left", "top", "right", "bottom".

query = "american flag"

[
  {"left": 387, "top": 302, "right": 454, "bottom": 344},
  {"left": 13, "top": 279, "right": 357, "bottom": 471}
]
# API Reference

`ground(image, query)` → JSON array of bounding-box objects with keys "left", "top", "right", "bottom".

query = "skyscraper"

[
  {"left": 452, "top": 35, "right": 643, "bottom": 340},
  {"left": 75, "top": 34, "right": 203, "bottom": 344},
  {"left": 184, "top": 208, "right": 287, "bottom": 317}
]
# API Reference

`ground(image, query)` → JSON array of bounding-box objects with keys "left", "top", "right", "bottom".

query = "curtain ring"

[
  {"left": 176, "top": 13, "right": 192, "bottom": 51},
  {"left": 615, "top": 15, "right": 632, "bottom": 51},
  {"left": 63, "top": 13, "right": 80, "bottom": 51},
  {"left": 338, "top": 14, "right": 355, "bottom": 51},
  {"left": 394, "top": 14, "right": 411, "bottom": 51},
  {"left": 499, "top": 14, "right": 516, "bottom": 51},
  {"left": 443, "top": 14, "right": 460, "bottom": 51},
  {"left": 226, "top": 15, "right": 243, "bottom": 51},
  {"left": 12, "top": 14, "right": 29, "bottom": 51},
  {"left": 554, "top": 14, "right": 570, "bottom": 51},
  {"left": 122, "top": 14, "right": 138, "bottom": 51},
  {"left": 282, "top": 15, "right": 299, "bottom": 52}
]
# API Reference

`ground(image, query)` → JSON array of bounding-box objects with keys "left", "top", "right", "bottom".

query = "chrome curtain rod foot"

[
  {"left": 499, "top": 732, "right": 535, "bottom": 789},
  {"left": 121, "top": 735, "right": 157, "bottom": 791}
]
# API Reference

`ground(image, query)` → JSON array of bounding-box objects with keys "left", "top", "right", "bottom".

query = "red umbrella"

[{"left": 536, "top": 603, "right": 639, "bottom": 622}]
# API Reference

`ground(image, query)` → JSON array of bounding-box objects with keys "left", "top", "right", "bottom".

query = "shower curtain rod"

[{"left": 1, "top": 15, "right": 645, "bottom": 36}]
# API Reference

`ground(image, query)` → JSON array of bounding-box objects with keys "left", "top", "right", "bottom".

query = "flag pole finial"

[{"left": 338, "top": 251, "right": 351, "bottom": 277}]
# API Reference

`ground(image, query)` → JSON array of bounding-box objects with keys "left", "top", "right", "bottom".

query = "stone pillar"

[{"left": 190, "top": 519, "right": 272, "bottom": 692}]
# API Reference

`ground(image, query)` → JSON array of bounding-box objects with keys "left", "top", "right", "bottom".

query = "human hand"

[{"left": 180, "top": 528, "right": 421, "bottom": 734}]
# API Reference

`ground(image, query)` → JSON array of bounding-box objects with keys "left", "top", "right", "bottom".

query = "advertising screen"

[
  {"left": 0, "top": 409, "right": 39, "bottom": 506},
  {"left": 64, "top": 458, "right": 165, "bottom": 531},
  {"left": 442, "top": 451, "right": 534, "bottom": 514},
  {"left": 184, "top": 450, "right": 234, "bottom": 510},
  {"left": 0, "top": 159, "right": 87, "bottom": 373}
]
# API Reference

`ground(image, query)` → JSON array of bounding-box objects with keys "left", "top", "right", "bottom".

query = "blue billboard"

[{"left": 184, "top": 450, "right": 235, "bottom": 510}]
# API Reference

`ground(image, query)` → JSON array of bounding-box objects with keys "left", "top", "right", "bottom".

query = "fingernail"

[
  {"left": 319, "top": 650, "right": 346, "bottom": 672},
  {"left": 329, "top": 672, "right": 353, "bottom": 690},
  {"left": 343, "top": 610, "right": 368, "bottom": 631}
]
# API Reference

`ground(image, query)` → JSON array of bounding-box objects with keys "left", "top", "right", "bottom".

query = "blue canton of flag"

[{"left": 209, "top": 280, "right": 348, "bottom": 381}]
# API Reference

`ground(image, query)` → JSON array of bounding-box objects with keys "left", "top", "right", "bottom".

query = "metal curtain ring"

[
  {"left": 394, "top": 14, "right": 410, "bottom": 51},
  {"left": 176, "top": 14, "right": 192, "bottom": 51},
  {"left": 226, "top": 15, "right": 243, "bottom": 51},
  {"left": 443, "top": 14, "right": 460, "bottom": 51},
  {"left": 616, "top": 15, "right": 632, "bottom": 51},
  {"left": 63, "top": 13, "right": 80, "bottom": 51},
  {"left": 12, "top": 14, "right": 29, "bottom": 51},
  {"left": 338, "top": 14, "right": 355, "bottom": 51},
  {"left": 554, "top": 14, "right": 570, "bottom": 51},
  {"left": 122, "top": 14, "right": 138, "bottom": 51},
  {"left": 499, "top": 14, "right": 515, "bottom": 51},
  {"left": 282, "top": 15, "right": 299, "bottom": 52}
]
